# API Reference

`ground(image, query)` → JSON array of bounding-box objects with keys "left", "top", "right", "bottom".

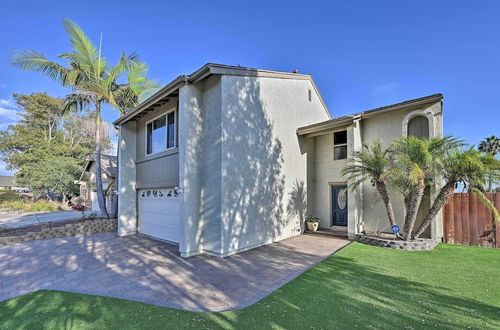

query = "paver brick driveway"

[{"left": 0, "top": 232, "right": 349, "bottom": 312}]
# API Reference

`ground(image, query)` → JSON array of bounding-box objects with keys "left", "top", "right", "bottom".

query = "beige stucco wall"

[
  {"left": 311, "top": 130, "right": 348, "bottom": 229},
  {"left": 218, "top": 75, "right": 329, "bottom": 256},
  {"left": 310, "top": 101, "right": 443, "bottom": 240},
  {"left": 117, "top": 121, "right": 138, "bottom": 236}
]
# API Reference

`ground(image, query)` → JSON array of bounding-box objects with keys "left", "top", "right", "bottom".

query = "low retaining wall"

[
  {"left": 355, "top": 234, "right": 437, "bottom": 251},
  {"left": 0, "top": 218, "right": 117, "bottom": 247}
]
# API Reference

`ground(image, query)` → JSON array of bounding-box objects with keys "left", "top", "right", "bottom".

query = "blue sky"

[{"left": 1, "top": 0, "right": 499, "bottom": 174}]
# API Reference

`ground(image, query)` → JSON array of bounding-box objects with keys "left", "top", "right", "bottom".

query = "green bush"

[
  {"left": 0, "top": 190, "right": 24, "bottom": 203},
  {"left": 1, "top": 200, "right": 30, "bottom": 211},
  {"left": 25, "top": 200, "right": 63, "bottom": 212}
]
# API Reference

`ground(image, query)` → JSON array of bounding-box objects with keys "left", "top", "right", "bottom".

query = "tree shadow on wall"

[
  {"left": 287, "top": 180, "right": 307, "bottom": 233},
  {"left": 221, "top": 76, "right": 288, "bottom": 253}
]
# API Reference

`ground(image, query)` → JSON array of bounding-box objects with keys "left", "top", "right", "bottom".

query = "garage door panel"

[{"left": 138, "top": 188, "right": 181, "bottom": 243}]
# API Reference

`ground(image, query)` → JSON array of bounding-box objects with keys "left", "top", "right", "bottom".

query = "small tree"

[
  {"left": 390, "top": 136, "right": 461, "bottom": 240},
  {"left": 18, "top": 157, "right": 81, "bottom": 205},
  {"left": 342, "top": 140, "right": 396, "bottom": 228},
  {"left": 413, "top": 147, "right": 500, "bottom": 238}
]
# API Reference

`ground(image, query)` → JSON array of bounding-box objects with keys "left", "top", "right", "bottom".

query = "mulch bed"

[{"left": 0, "top": 218, "right": 107, "bottom": 237}]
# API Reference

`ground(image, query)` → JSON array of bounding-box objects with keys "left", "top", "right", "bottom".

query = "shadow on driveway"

[{"left": 0, "top": 232, "right": 349, "bottom": 311}]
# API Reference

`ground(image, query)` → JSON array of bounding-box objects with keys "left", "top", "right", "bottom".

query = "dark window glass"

[
  {"left": 167, "top": 112, "right": 175, "bottom": 148},
  {"left": 147, "top": 116, "right": 166, "bottom": 154},
  {"left": 408, "top": 116, "right": 429, "bottom": 139},
  {"left": 334, "top": 146, "right": 347, "bottom": 160},
  {"left": 334, "top": 130, "right": 347, "bottom": 145},
  {"left": 146, "top": 123, "right": 153, "bottom": 154}
]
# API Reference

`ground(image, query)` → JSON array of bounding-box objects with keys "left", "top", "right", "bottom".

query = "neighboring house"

[
  {"left": 76, "top": 155, "right": 117, "bottom": 212},
  {"left": 0, "top": 175, "right": 29, "bottom": 192},
  {"left": 113, "top": 63, "right": 444, "bottom": 258}
]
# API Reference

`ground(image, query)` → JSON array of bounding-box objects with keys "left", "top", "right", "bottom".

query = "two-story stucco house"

[{"left": 114, "top": 63, "right": 443, "bottom": 258}]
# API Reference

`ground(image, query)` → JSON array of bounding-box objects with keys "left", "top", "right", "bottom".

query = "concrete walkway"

[
  {"left": 0, "top": 233, "right": 350, "bottom": 312},
  {"left": 0, "top": 210, "right": 97, "bottom": 229}
]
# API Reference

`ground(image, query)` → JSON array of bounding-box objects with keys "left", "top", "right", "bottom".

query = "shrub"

[
  {"left": 1, "top": 200, "right": 30, "bottom": 211},
  {"left": 0, "top": 190, "right": 24, "bottom": 203},
  {"left": 25, "top": 200, "right": 63, "bottom": 212}
]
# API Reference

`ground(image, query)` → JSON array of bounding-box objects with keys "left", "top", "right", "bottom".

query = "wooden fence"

[{"left": 443, "top": 193, "right": 500, "bottom": 248}]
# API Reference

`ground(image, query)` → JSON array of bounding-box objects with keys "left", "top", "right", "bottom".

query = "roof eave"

[
  {"left": 297, "top": 94, "right": 443, "bottom": 136},
  {"left": 114, "top": 63, "right": 332, "bottom": 126},
  {"left": 113, "top": 75, "right": 189, "bottom": 126}
]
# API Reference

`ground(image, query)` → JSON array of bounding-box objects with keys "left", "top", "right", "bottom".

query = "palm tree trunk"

[
  {"left": 403, "top": 176, "right": 425, "bottom": 241},
  {"left": 375, "top": 180, "right": 397, "bottom": 227},
  {"left": 414, "top": 180, "right": 455, "bottom": 239},
  {"left": 94, "top": 102, "right": 109, "bottom": 218},
  {"left": 110, "top": 146, "right": 119, "bottom": 218}
]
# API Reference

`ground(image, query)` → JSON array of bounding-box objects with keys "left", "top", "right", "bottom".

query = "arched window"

[{"left": 408, "top": 116, "right": 429, "bottom": 139}]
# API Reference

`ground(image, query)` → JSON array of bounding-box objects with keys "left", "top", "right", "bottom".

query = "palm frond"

[
  {"left": 61, "top": 19, "right": 106, "bottom": 77},
  {"left": 11, "top": 50, "right": 69, "bottom": 85},
  {"left": 471, "top": 187, "right": 500, "bottom": 222}
]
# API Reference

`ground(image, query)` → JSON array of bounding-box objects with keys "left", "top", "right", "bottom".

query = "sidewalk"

[{"left": 0, "top": 210, "right": 98, "bottom": 229}]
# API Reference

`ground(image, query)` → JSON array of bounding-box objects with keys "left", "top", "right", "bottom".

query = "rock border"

[
  {"left": 0, "top": 218, "right": 117, "bottom": 247},
  {"left": 354, "top": 234, "right": 437, "bottom": 251}
]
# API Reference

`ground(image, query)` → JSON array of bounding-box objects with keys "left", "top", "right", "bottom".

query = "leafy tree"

[
  {"left": 12, "top": 19, "right": 158, "bottom": 218},
  {"left": 18, "top": 157, "right": 82, "bottom": 205},
  {"left": 0, "top": 92, "right": 110, "bottom": 202}
]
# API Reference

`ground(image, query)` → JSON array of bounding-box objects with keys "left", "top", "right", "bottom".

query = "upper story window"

[
  {"left": 146, "top": 110, "right": 176, "bottom": 155},
  {"left": 334, "top": 130, "right": 347, "bottom": 160},
  {"left": 408, "top": 116, "right": 429, "bottom": 139}
]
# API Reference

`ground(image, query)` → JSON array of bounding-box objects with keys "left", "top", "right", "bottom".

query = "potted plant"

[{"left": 306, "top": 215, "right": 320, "bottom": 231}]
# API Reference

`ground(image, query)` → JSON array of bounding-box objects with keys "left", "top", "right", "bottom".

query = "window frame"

[
  {"left": 145, "top": 108, "right": 177, "bottom": 156},
  {"left": 333, "top": 130, "right": 348, "bottom": 160}
]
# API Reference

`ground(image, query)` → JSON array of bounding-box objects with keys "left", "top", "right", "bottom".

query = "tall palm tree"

[
  {"left": 390, "top": 136, "right": 461, "bottom": 240},
  {"left": 342, "top": 140, "right": 397, "bottom": 229},
  {"left": 12, "top": 19, "right": 158, "bottom": 217},
  {"left": 414, "top": 147, "right": 500, "bottom": 238},
  {"left": 479, "top": 136, "right": 500, "bottom": 156},
  {"left": 478, "top": 135, "right": 500, "bottom": 192}
]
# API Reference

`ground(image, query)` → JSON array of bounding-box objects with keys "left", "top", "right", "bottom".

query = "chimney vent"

[{"left": 292, "top": 69, "right": 299, "bottom": 73}]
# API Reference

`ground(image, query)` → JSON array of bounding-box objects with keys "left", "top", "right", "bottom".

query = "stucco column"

[
  {"left": 305, "top": 136, "right": 315, "bottom": 232},
  {"left": 178, "top": 84, "right": 204, "bottom": 257},
  {"left": 117, "top": 121, "right": 137, "bottom": 236},
  {"left": 347, "top": 119, "right": 363, "bottom": 238}
]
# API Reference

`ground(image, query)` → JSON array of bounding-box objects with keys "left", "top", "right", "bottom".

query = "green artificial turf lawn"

[{"left": 1, "top": 242, "right": 499, "bottom": 329}]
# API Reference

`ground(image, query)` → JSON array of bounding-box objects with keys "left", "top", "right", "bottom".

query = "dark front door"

[{"left": 332, "top": 185, "right": 348, "bottom": 227}]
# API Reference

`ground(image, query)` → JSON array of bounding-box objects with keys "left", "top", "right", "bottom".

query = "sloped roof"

[
  {"left": 79, "top": 155, "right": 117, "bottom": 181},
  {"left": 113, "top": 63, "right": 330, "bottom": 126},
  {"left": 297, "top": 93, "right": 443, "bottom": 136}
]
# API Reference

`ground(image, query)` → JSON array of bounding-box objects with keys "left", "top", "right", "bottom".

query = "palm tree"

[
  {"left": 342, "top": 140, "right": 397, "bottom": 228},
  {"left": 414, "top": 147, "right": 500, "bottom": 238},
  {"left": 12, "top": 19, "right": 158, "bottom": 218},
  {"left": 479, "top": 136, "right": 500, "bottom": 156},
  {"left": 390, "top": 136, "right": 461, "bottom": 240},
  {"left": 478, "top": 135, "right": 500, "bottom": 192}
]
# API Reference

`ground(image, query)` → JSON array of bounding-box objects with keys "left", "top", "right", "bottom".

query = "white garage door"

[{"left": 138, "top": 188, "right": 181, "bottom": 244}]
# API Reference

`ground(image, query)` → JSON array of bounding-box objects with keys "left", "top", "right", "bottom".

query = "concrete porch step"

[{"left": 304, "top": 228, "right": 348, "bottom": 238}]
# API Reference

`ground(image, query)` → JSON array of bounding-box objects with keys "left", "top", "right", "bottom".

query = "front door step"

[{"left": 304, "top": 228, "right": 348, "bottom": 238}]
